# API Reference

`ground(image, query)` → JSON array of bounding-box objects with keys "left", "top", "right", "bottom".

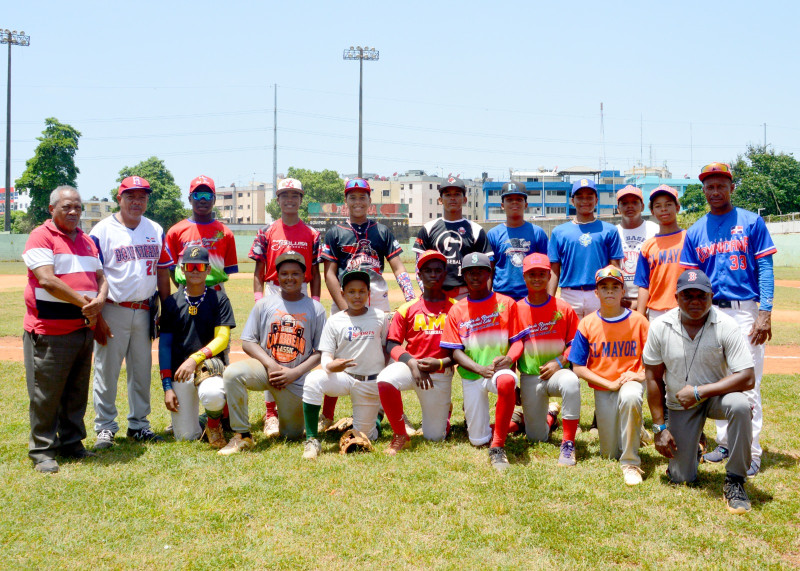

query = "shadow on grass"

[{"left": 86, "top": 441, "right": 149, "bottom": 466}]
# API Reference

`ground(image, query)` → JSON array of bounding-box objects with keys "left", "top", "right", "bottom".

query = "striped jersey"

[{"left": 512, "top": 296, "right": 579, "bottom": 376}]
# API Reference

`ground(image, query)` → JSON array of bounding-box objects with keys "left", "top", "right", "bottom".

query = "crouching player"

[
  {"left": 512, "top": 253, "right": 581, "bottom": 466},
  {"left": 159, "top": 246, "right": 236, "bottom": 448},
  {"left": 219, "top": 252, "right": 327, "bottom": 455},
  {"left": 569, "top": 266, "right": 649, "bottom": 485},
  {"left": 301, "top": 270, "right": 390, "bottom": 460},
  {"left": 440, "top": 252, "right": 524, "bottom": 472},
  {"left": 377, "top": 251, "right": 456, "bottom": 455}
]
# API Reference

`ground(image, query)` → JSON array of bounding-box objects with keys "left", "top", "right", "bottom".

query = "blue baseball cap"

[{"left": 571, "top": 178, "right": 597, "bottom": 196}]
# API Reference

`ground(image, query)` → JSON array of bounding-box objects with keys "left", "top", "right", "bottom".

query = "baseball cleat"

[
  {"left": 203, "top": 425, "right": 227, "bottom": 449},
  {"left": 489, "top": 447, "right": 510, "bottom": 472},
  {"left": 746, "top": 460, "right": 760, "bottom": 478},
  {"left": 723, "top": 476, "right": 751, "bottom": 514},
  {"left": 622, "top": 465, "right": 644, "bottom": 486},
  {"left": 94, "top": 429, "right": 116, "bottom": 450},
  {"left": 558, "top": 440, "right": 576, "bottom": 466},
  {"left": 318, "top": 415, "right": 334, "bottom": 433},
  {"left": 263, "top": 415, "right": 280, "bottom": 438},
  {"left": 127, "top": 427, "right": 164, "bottom": 443},
  {"left": 385, "top": 434, "right": 411, "bottom": 456},
  {"left": 218, "top": 433, "right": 254, "bottom": 455},
  {"left": 703, "top": 446, "right": 729, "bottom": 464},
  {"left": 303, "top": 438, "right": 321, "bottom": 460}
]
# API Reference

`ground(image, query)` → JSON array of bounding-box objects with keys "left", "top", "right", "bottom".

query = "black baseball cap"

[
  {"left": 182, "top": 245, "right": 210, "bottom": 264},
  {"left": 341, "top": 269, "right": 371, "bottom": 288},
  {"left": 439, "top": 177, "right": 467, "bottom": 195},
  {"left": 461, "top": 252, "right": 492, "bottom": 271},
  {"left": 676, "top": 269, "right": 713, "bottom": 294},
  {"left": 501, "top": 181, "right": 527, "bottom": 199},
  {"left": 275, "top": 251, "right": 306, "bottom": 271}
]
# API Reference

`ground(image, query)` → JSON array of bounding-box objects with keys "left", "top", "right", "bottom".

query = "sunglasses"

[
  {"left": 700, "top": 162, "right": 732, "bottom": 175},
  {"left": 183, "top": 263, "right": 208, "bottom": 273},
  {"left": 190, "top": 191, "right": 214, "bottom": 201},
  {"left": 345, "top": 178, "right": 370, "bottom": 190},
  {"left": 595, "top": 266, "right": 623, "bottom": 281}
]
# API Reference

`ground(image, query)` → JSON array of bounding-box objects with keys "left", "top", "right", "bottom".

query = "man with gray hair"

[{"left": 22, "top": 186, "right": 108, "bottom": 473}]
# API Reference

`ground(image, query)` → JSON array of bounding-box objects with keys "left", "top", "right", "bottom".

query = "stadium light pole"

[
  {"left": 2, "top": 29, "right": 30, "bottom": 232},
  {"left": 343, "top": 45, "right": 379, "bottom": 178}
]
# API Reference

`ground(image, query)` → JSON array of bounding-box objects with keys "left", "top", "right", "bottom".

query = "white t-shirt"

[
  {"left": 318, "top": 307, "right": 389, "bottom": 377},
  {"left": 617, "top": 220, "right": 658, "bottom": 298},
  {"left": 90, "top": 214, "right": 169, "bottom": 302}
]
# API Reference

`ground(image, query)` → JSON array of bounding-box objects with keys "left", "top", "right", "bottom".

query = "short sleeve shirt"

[
  {"left": 634, "top": 230, "right": 686, "bottom": 311},
  {"left": 487, "top": 222, "right": 548, "bottom": 300},
  {"left": 642, "top": 307, "right": 754, "bottom": 410},
  {"left": 616, "top": 220, "right": 658, "bottom": 298},
  {"left": 317, "top": 307, "right": 389, "bottom": 377},
  {"left": 249, "top": 219, "right": 321, "bottom": 285},
  {"left": 164, "top": 218, "right": 238, "bottom": 286},
  {"left": 512, "top": 296, "right": 579, "bottom": 376},
  {"left": 548, "top": 220, "right": 624, "bottom": 288},
  {"left": 387, "top": 297, "right": 456, "bottom": 363},
  {"left": 413, "top": 218, "right": 493, "bottom": 290},
  {"left": 569, "top": 309, "right": 649, "bottom": 391}
]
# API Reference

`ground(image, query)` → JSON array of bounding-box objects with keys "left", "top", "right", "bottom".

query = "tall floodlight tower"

[
  {"left": 343, "top": 45, "right": 379, "bottom": 178},
  {"left": 2, "top": 29, "right": 30, "bottom": 231}
]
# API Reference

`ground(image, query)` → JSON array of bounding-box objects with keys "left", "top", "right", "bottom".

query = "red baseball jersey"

[
  {"left": 249, "top": 219, "right": 321, "bottom": 285},
  {"left": 388, "top": 297, "right": 457, "bottom": 364},
  {"left": 164, "top": 219, "right": 238, "bottom": 286}
]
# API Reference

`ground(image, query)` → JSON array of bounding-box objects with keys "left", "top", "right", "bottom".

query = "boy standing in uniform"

[
  {"left": 615, "top": 185, "right": 658, "bottom": 310},
  {"left": 569, "top": 266, "right": 650, "bottom": 485}
]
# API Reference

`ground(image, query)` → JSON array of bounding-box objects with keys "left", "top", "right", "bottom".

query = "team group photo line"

[{"left": 24, "top": 161, "right": 774, "bottom": 515}]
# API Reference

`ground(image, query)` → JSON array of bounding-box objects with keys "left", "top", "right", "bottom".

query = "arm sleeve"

[
  {"left": 756, "top": 255, "right": 774, "bottom": 312},
  {"left": 201, "top": 326, "right": 230, "bottom": 359},
  {"left": 248, "top": 228, "right": 267, "bottom": 262},
  {"left": 158, "top": 332, "right": 174, "bottom": 391}
]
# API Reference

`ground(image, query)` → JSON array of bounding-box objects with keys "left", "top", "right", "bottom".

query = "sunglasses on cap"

[
  {"left": 190, "top": 190, "right": 214, "bottom": 201},
  {"left": 345, "top": 179, "right": 370, "bottom": 190},
  {"left": 594, "top": 266, "right": 624, "bottom": 283},
  {"left": 700, "top": 162, "right": 732, "bottom": 176},
  {"left": 183, "top": 263, "right": 208, "bottom": 273}
]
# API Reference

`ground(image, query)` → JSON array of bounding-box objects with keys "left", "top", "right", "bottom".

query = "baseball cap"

[
  {"left": 522, "top": 253, "right": 551, "bottom": 274},
  {"left": 571, "top": 178, "right": 597, "bottom": 196},
  {"left": 182, "top": 245, "right": 210, "bottom": 264},
  {"left": 616, "top": 185, "right": 643, "bottom": 202},
  {"left": 594, "top": 265, "right": 624, "bottom": 286},
  {"left": 439, "top": 177, "right": 467, "bottom": 195},
  {"left": 461, "top": 252, "right": 492, "bottom": 271},
  {"left": 699, "top": 162, "right": 733, "bottom": 182},
  {"left": 676, "top": 269, "right": 713, "bottom": 294},
  {"left": 416, "top": 250, "right": 447, "bottom": 270},
  {"left": 189, "top": 175, "right": 216, "bottom": 195},
  {"left": 276, "top": 178, "right": 304, "bottom": 196},
  {"left": 275, "top": 250, "right": 306, "bottom": 271},
  {"left": 341, "top": 269, "right": 371, "bottom": 288},
  {"left": 649, "top": 184, "right": 680, "bottom": 204},
  {"left": 118, "top": 176, "right": 152, "bottom": 196},
  {"left": 344, "top": 178, "right": 371, "bottom": 195},
  {"left": 501, "top": 181, "right": 527, "bottom": 199}
]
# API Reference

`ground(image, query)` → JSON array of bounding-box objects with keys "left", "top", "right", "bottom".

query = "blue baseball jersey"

[
  {"left": 548, "top": 220, "right": 623, "bottom": 288},
  {"left": 488, "top": 222, "right": 548, "bottom": 300},
  {"left": 680, "top": 208, "right": 777, "bottom": 302}
]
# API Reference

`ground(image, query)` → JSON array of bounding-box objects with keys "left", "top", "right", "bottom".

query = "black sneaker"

[
  {"left": 723, "top": 475, "right": 751, "bottom": 514},
  {"left": 489, "top": 447, "right": 510, "bottom": 472},
  {"left": 127, "top": 427, "right": 165, "bottom": 443}
]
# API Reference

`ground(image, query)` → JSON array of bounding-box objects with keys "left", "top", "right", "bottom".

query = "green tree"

[
  {"left": 11, "top": 210, "right": 35, "bottom": 234},
  {"left": 731, "top": 145, "right": 800, "bottom": 216},
  {"left": 111, "top": 156, "right": 187, "bottom": 230},
  {"left": 15, "top": 118, "right": 81, "bottom": 225},
  {"left": 266, "top": 168, "right": 344, "bottom": 222}
]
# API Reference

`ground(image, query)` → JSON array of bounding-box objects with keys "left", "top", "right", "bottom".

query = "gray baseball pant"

[
  {"left": 520, "top": 369, "right": 581, "bottom": 442},
  {"left": 594, "top": 380, "right": 643, "bottom": 466}
]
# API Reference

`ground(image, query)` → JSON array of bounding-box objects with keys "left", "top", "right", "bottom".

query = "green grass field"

[{"left": 1, "top": 264, "right": 798, "bottom": 568}]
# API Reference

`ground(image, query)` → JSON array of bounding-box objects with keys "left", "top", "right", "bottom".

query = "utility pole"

[
  {"left": 2, "top": 29, "right": 30, "bottom": 232},
  {"left": 273, "top": 84, "right": 277, "bottom": 205},
  {"left": 343, "top": 46, "right": 379, "bottom": 178}
]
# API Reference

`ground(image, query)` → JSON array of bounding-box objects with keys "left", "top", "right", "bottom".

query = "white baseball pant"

[
  {"left": 462, "top": 368, "right": 519, "bottom": 447},
  {"left": 170, "top": 376, "right": 226, "bottom": 441},
  {"left": 303, "top": 369, "right": 381, "bottom": 440},
  {"left": 560, "top": 288, "right": 600, "bottom": 319},
  {"left": 520, "top": 369, "right": 581, "bottom": 442}
]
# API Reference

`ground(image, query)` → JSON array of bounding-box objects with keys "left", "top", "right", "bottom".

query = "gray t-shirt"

[
  {"left": 241, "top": 294, "right": 327, "bottom": 397},
  {"left": 318, "top": 307, "right": 389, "bottom": 377},
  {"left": 642, "top": 307, "right": 753, "bottom": 410}
]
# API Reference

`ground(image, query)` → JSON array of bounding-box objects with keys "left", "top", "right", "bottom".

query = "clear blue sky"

[{"left": 3, "top": 1, "right": 798, "bottom": 200}]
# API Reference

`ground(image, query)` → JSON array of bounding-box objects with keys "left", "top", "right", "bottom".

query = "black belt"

[
  {"left": 712, "top": 299, "right": 753, "bottom": 309},
  {"left": 350, "top": 373, "right": 378, "bottom": 382},
  {"left": 564, "top": 285, "right": 596, "bottom": 291}
]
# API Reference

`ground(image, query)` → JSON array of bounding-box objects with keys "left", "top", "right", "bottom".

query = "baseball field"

[{"left": 0, "top": 261, "right": 798, "bottom": 569}]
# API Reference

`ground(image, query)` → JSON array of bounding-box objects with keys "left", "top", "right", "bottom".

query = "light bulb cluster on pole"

[
  {"left": 2, "top": 28, "right": 30, "bottom": 232},
  {"left": 343, "top": 46, "right": 379, "bottom": 178}
]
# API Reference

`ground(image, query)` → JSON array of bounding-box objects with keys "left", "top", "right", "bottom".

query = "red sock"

[
  {"left": 491, "top": 374, "right": 516, "bottom": 448},
  {"left": 546, "top": 412, "right": 557, "bottom": 430},
  {"left": 562, "top": 418, "right": 579, "bottom": 443},
  {"left": 377, "top": 381, "right": 407, "bottom": 437},
  {"left": 508, "top": 419, "right": 523, "bottom": 434},
  {"left": 206, "top": 417, "right": 221, "bottom": 429},
  {"left": 322, "top": 395, "right": 338, "bottom": 420},
  {"left": 265, "top": 401, "right": 277, "bottom": 419}
]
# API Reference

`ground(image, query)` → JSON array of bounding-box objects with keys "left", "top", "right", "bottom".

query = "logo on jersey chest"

[
  {"left": 435, "top": 230, "right": 464, "bottom": 260},
  {"left": 505, "top": 238, "right": 531, "bottom": 267},
  {"left": 578, "top": 233, "right": 592, "bottom": 247},
  {"left": 345, "top": 325, "right": 376, "bottom": 341},
  {"left": 695, "top": 236, "right": 749, "bottom": 263},
  {"left": 267, "top": 312, "right": 307, "bottom": 363},
  {"left": 412, "top": 313, "right": 446, "bottom": 333},
  {"left": 589, "top": 340, "right": 638, "bottom": 359}
]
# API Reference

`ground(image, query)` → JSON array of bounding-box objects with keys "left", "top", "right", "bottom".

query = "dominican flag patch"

[{"left": 731, "top": 225, "right": 744, "bottom": 235}]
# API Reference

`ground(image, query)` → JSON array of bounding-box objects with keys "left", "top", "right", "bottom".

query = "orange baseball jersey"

[
  {"left": 569, "top": 309, "right": 649, "bottom": 391},
  {"left": 633, "top": 230, "right": 686, "bottom": 311},
  {"left": 512, "top": 296, "right": 579, "bottom": 376},
  {"left": 387, "top": 297, "right": 456, "bottom": 361}
]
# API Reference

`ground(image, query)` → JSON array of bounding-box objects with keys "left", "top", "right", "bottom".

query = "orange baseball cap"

[
  {"left": 699, "top": 162, "right": 733, "bottom": 182},
  {"left": 522, "top": 253, "right": 551, "bottom": 273},
  {"left": 649, "top": 184, "right": 679, "bottom": 204},
  {"left": 417, "top": 250, "right": 447, "bottom": 270},
  {"left": 616, "top": 185, "right": 643, "bottom": 202}
]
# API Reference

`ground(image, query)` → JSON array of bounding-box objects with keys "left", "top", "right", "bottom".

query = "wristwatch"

[{"left": 652, "top": 423, "right": 667, "bottom": 434}]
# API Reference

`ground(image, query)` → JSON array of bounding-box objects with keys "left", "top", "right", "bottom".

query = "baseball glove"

[
  {"left": 339, "top": 429, "right": 373, "bottom": 455},
  {"left": 327, "top": 416, "right": 354, "bottom": 433},
  {"left": 194, "top": 357, "right": 226, "bottom": 387}
]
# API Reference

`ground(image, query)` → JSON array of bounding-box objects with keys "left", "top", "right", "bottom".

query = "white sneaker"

[
  {"left": 263, "top": 415, "right": 280, "bottom": 437},
  {"left": 303, "top": 438, "right": 321, "bottom": 460},
  {"left": 622, "top": 465, "right": 644, "bottom": 486}
]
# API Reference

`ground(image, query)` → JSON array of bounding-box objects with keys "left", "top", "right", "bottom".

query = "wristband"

[
  {"left": 312, "top": 295, "right": 320, "bottom": 302},
  {"left": 439, "top": 358, "right": 444, "bottom": 371},
  {"left": 652, "top": 423, "right": 667, "bottom": 434},
  {"left": 555, "top": 357, "right": 564, "bottom": 369},
  {"left": 693, "top": 385, "right": 701, "bottom": 402}
]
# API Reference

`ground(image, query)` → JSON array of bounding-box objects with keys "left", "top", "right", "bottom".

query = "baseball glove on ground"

[
  {"left": 327, "top": 416, "right": 354, "bottom": 433},
  {"left": 339, "top": 429, "right": 373, "bottom": 454},
  {"left": 194, "top": 357, "right": 226, "bottom": 386}
]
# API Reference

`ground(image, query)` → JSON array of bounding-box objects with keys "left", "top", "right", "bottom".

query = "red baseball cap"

[
  {"left": 522, "top": 253, "right": 551, "bottom": 274},
  {"left": 118, "top": 176, "right": 151, "bottom": 196},
  {"left": 699, "top": 162, "right": 733, "bottom": 182},
  {"left": 344, "top": 178, "right": 372, "bottom": 195},
  {"left": 189, "top": 175, "right": 216, "bottom": 194},
  {"left": 616, "top": 185, "right": 643, "bottom": 202},
  {"left": 649, "top": 184, "right": 679, "bottom": 203},
  {"left": 416, "top": 250, "right": 447, "bottom": 270}
]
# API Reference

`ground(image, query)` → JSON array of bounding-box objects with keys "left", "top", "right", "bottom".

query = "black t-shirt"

[
  {"left": 320, "top": 220, "right": 403, "bottom": 281},
  {"left": 160, "top": 286, "right": 236, "bottom": 368},
  {"left": 413, "top": 218, "right": 493, "bottom": 289}
]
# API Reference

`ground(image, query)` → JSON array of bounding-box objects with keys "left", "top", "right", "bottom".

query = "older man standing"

[
  {"left": 680, "top": 162, "right": 777, "bottom": 477},
  {"left": 90, "top": 176, "right": 172, "bottom": 449},
  {"left": 22, "top": 186, "right": 108, "bottom": 473},
  {"left": 644, "top": 269, "right": 755, "bottom": 513}
]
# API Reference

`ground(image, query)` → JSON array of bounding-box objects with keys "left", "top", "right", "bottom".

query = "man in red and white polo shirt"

[{"left": 22, "top": 186, "right": 108, "bottom": 473}]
